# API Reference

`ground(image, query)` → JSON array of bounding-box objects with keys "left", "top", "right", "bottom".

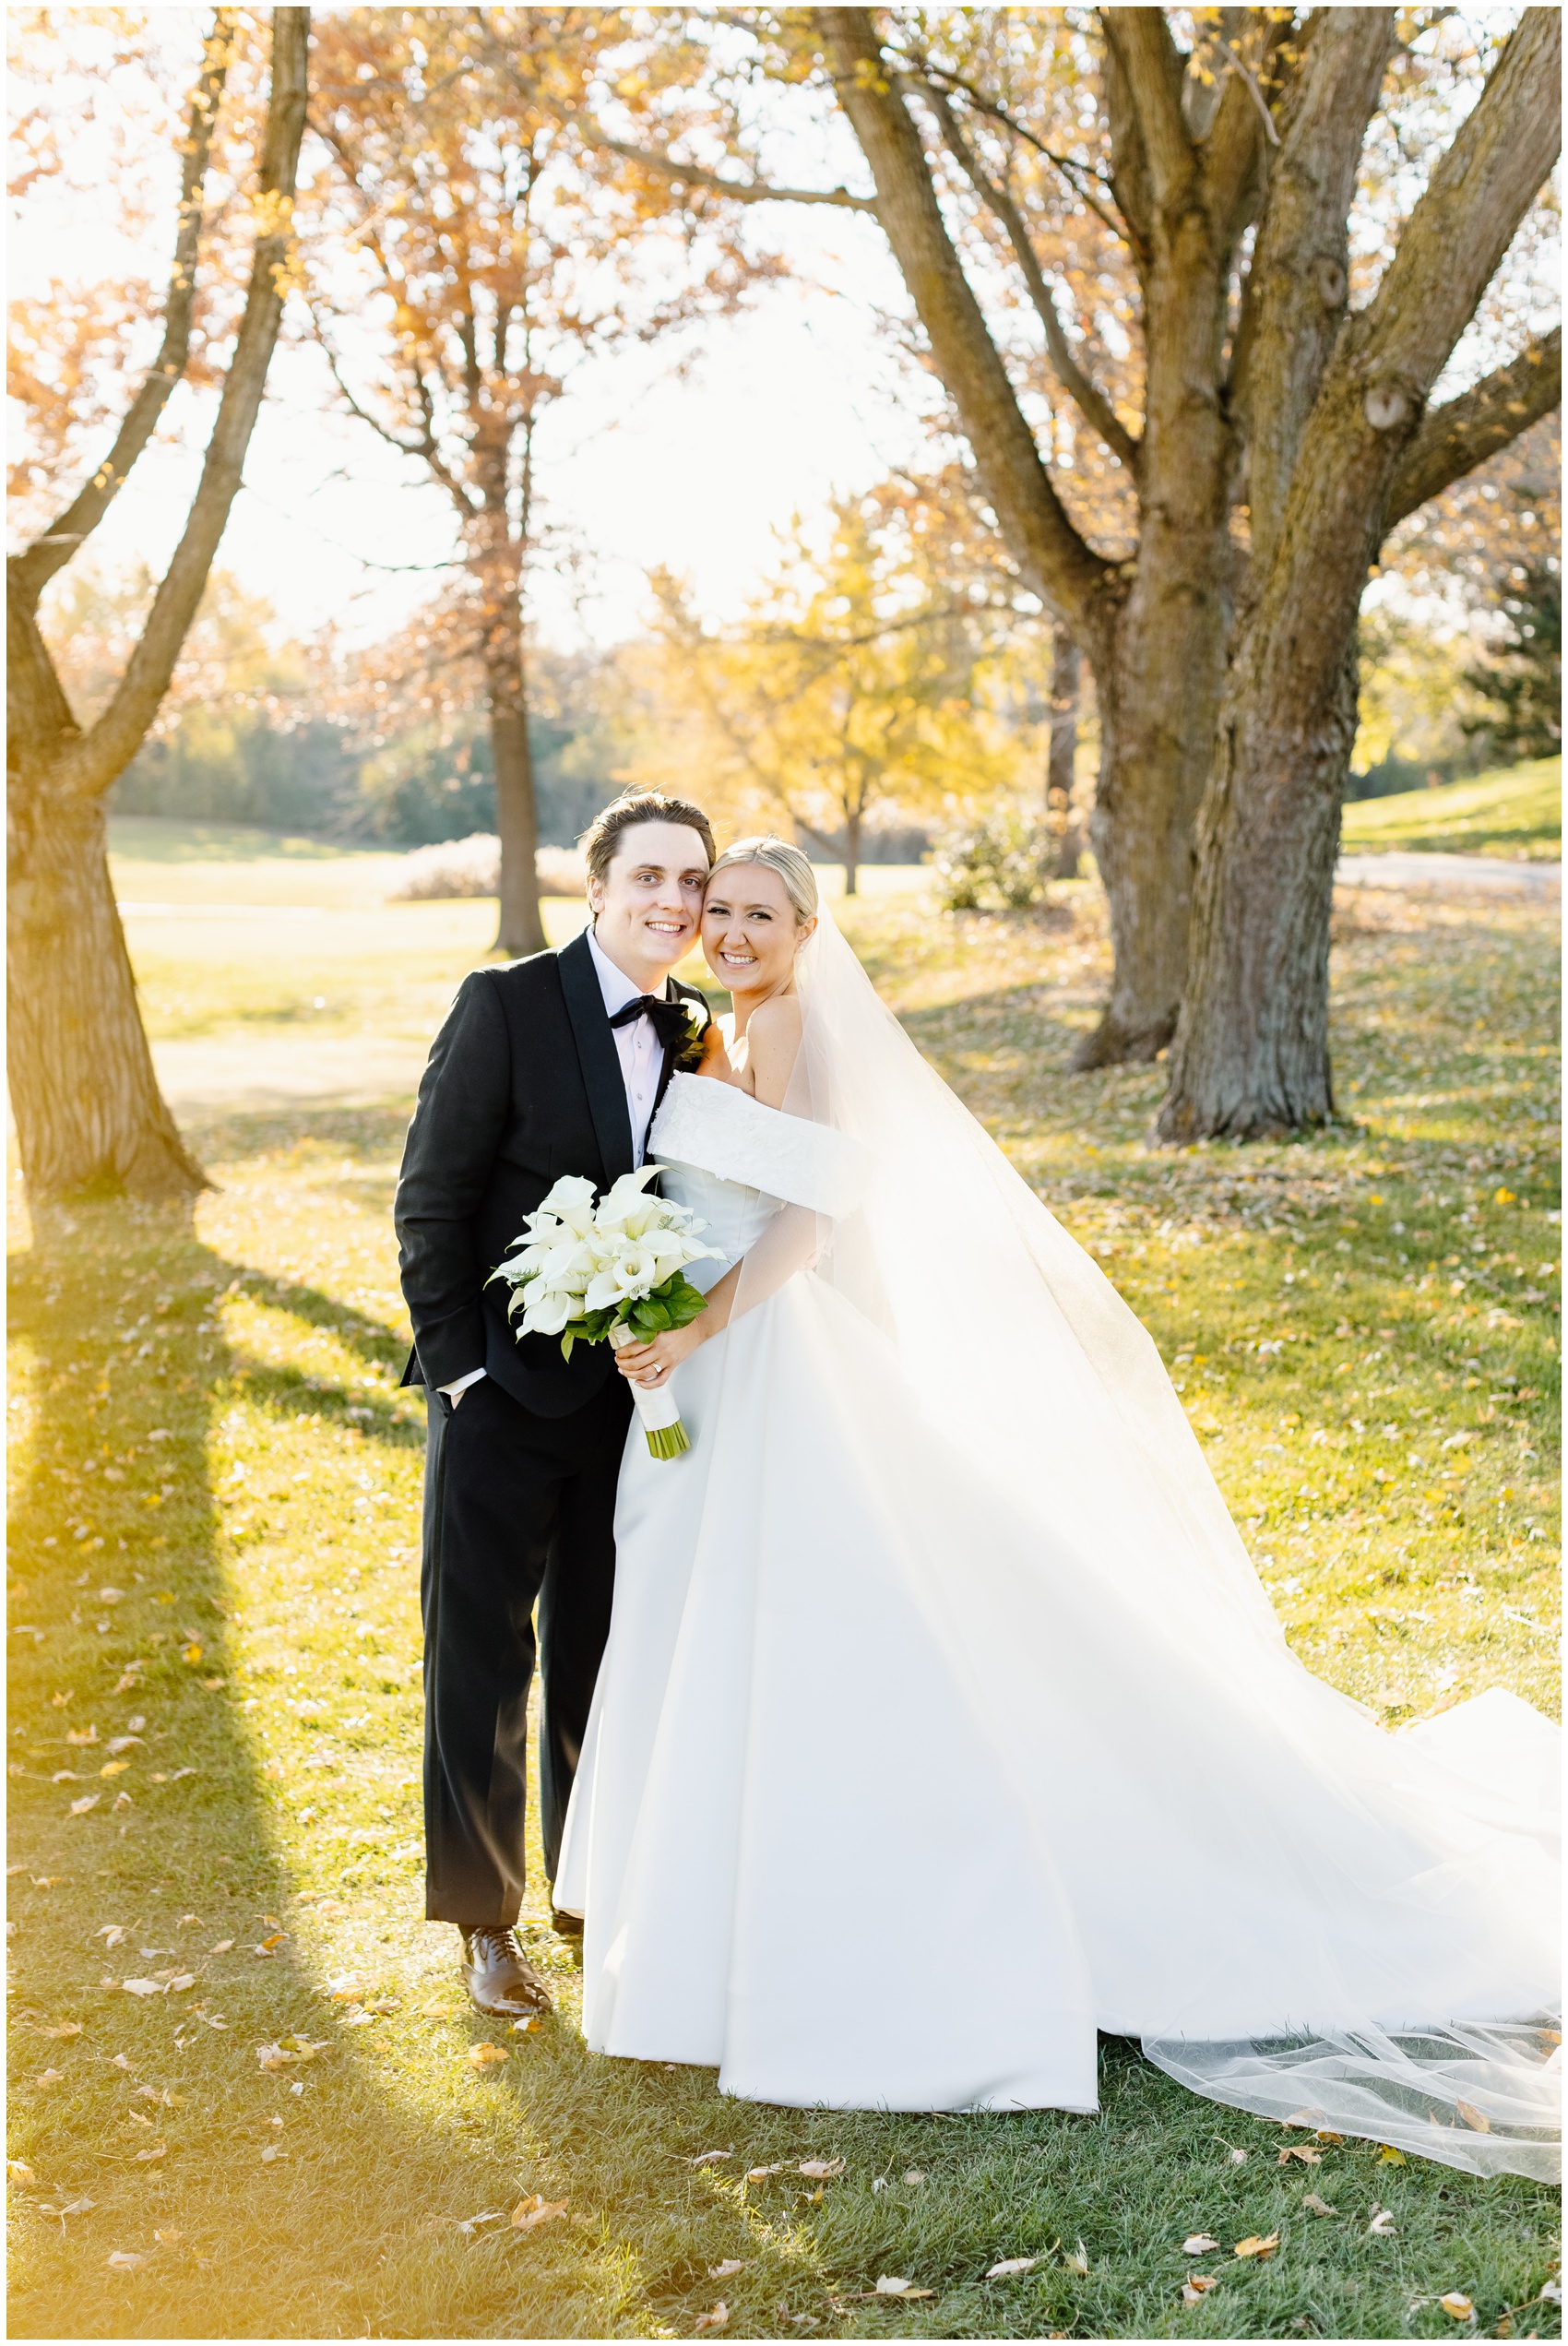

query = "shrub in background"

[
  {"left": 385, "top": 836, "right": 586, "bottom": 901},
  {"left": 932, "top": 805, "right": 1050, "bottom": 912}
]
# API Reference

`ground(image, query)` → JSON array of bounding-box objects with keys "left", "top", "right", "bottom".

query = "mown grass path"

[{"left": 6, "top": 877, "right": 1560, "bottom": 2340}]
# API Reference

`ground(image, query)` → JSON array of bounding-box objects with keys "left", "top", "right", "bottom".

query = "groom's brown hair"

[{"left": 580, "top": 792, "right": 715, "bottom": 886}]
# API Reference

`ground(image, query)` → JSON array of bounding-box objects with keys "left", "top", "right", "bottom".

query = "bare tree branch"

[
  {"left": 55, "top": 8, "right": 312, "bottom": 801},
  {"left": 1231, "top": 9, "right": 1396, "bottom": 569},
  {"left": 1099, "top": 9, "right": 1195, "bottom": 209},
  {"left": 10, "top": 10, "right": 237, "bottom": 606},
  {"left": 884, "top": 45, "right": 1133, "bottom": 248},
  {"left": 1354, "top": 9, "right": 1562, "bottom": 407},
  {"left": 476, "top": 25, "right": 875, "bottom": 212},
  {"left": 1384, "top": 327, "right": 1562, "bottom": 530},
  {"left": 908, "top": 75, "right": 1141, "bottom": 472},
  {"left": 812, "top": 6, "right": 1116, "bottom": 648}
]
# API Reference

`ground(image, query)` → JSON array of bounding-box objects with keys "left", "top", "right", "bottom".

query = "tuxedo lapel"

[{"left": 557, "top": 929, "right": 634, "bottom": 1185}]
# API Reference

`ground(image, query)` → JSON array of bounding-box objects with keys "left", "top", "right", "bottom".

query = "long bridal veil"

[{"left": 710, "top": 900, "right": 1560, "bottom": 2179}]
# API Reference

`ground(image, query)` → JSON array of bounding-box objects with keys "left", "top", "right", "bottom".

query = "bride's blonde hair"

[{"left": 707, "top": 835, "right": 818, "bottom": 924}]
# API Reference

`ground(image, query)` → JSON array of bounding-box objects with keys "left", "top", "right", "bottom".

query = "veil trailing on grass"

[{"left": 707, "top": 902, "right": 1560, "bottom": 2179}]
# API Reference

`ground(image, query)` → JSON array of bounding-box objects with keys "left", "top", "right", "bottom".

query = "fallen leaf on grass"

[
  {"left": 903, "top": 2170, "right": 925, "bottom": 2185},
  {"left": 1301, "top": 2195, "right": 1338, "bottom": 2218},
  {"left": 100, "top": 1761, "right": 130, "bottom": 1779},
  {"left": 511, "top": 2013, "right": 541, "bottom": 2034},
  {"left": 694, "top": 2304, "right": 729, "bottom": 2333},
  {"left": 1538, "top": 2280, "right": 1562, "bottom": 2306},
  {"left": 340, "top": 2009, "right": 377, "bottom": 2027},
  {"left": 260, "top": 2146, "right": 287, "bottom": 2163},
  {"left": 799, "top": 2160, "right": 844, "bottom": 2180},
  {"left": 1063, "top": 2243, "right": 1089, "bottom": 2277},
  {"left": 708, "top": 2261, "right": 746, "bottom": 2281},
  {"left": 455, "top": 2210, "right": 504, "bottom": 2237},
  {"left": 35, "top": 2069, "right": 65, "bottom": 2088},
  {"left": 120, "top": 1980, "right": 163, "bottom": 1998},
  {"left": 419, "top": 2002, "right": 455, "bottom": 2020},
  {"left": 1439, "top": 2293, "right": 1475, "bottom": 2321},
  {"left": 1278, "top": 2145, "right": 1322, "bottom": 2165},
  {"left": 69, "top": 1794, "right": 100, "bottom": 1816},
  {"left": 510, "top": 2196, "right": 568, "bottom": 2230},
  {"left": 210, "top": 1940, "right": 234, "bottom": 1955},
  {"left": 1369, "top": 2208, "right": 1397, "bottom": 2235},
  {"left": 7, "top": 2162, "right": 37, "bottom": 2185},
  {"left": 95, "top": 1925, "right": 127, "bottom": 1948},
  {"left": 1455, "top": 2100, "right": 1491, "bottom": 2135},
  {"left": 874, "top": 2278, "right": 932, "bottom": 2299},
  {"left": 1182, "top": 2235, "right": 1220, "bottom": 2255},
  {"left": 255, "top": 2039, "right": 328, "bottom": 2070},
  {"left": 743, "top": 2163, "right": 785, "bottom": 2182},
  {"left": 683, "top": 2149, "right": 734, "bottom": 2166},
  {"left": 467, "top": 2043, "right": 507, "bottom": 2068},
  {"left": 1182, "top": 2277, "right": 1219, "bottom": 2305},
  {"left": 33, "top": 2021, "right": 83, "bottom": 2040},
  {"left": 1226, "top": 2147, "right": 1248, "bottom": 2166},
  {"left": 57, "top": 2197, "right": 95, "bottom": 2216},
  {"left": 1378, "top": 2144, "right": 1407, "bottom": 2165},
  {"left": 106, "top": 2250, "right": 145, "bottom": 2271},
  {"left": 1232, "top": 2234, "right": 1279, "bottom": 2260},
  {"left": 153, "top": 2229, "right": 182, "bottom": 2245},
  {"left": 134, "top": 2144, "right": 167, "bottom": 2163},
  {"left": 986, "top": 2257, "right": 1040, "bottom": 2279}
]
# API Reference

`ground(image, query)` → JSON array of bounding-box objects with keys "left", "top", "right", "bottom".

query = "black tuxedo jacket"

[{"left": 395, "top": 927, "right": 708, "bottom": 1420}]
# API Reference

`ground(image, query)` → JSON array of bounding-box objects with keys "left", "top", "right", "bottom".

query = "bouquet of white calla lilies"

[{"left": 489, "top": 1167, "right": 726, "bottom": 1459}]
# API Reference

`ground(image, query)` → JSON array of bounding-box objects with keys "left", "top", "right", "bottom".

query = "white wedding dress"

[{"left": 555, "top": 919, "right": 1560, "bottom": 2179}]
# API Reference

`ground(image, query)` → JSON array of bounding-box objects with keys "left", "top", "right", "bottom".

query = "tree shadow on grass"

[
  {"left": 9, "top": 1114, "right": 1557, "bottom": 2339},
  {"left": 6, "top": 1199, "right": 600, "bottom": 2339}
]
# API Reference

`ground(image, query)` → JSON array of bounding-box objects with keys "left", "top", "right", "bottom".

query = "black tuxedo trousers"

[
  {"left": 421, "top": 1370, "right": 631, "bottom": 1921},
  {"left": 396, "top": 929, "right": 707, "bottom": 1923}
]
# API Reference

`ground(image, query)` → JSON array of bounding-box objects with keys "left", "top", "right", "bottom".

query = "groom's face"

[{"left": 588, "top": 819, "right": 711, "bottom": 988}]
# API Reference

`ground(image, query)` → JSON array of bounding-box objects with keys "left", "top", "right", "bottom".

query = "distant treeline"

[
  {"left": 110, "top": 566, "right": 1557, "bottom": 843},
  {"left": 108, "top": 692, "right": 934, "bottom": 859}
]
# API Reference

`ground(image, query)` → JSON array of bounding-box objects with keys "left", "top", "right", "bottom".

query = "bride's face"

[{"left": 701, "top": 863, "right": 811, "bottom": 994}]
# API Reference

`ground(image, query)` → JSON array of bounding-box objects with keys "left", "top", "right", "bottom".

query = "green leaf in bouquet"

[{"left": 656, "top": 1273, "right": 711, "bottom": 1333}]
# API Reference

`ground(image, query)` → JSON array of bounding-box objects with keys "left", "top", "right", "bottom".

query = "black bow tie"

[{"left": 607, "top": 993, "right": 691, "bottom": 1051}]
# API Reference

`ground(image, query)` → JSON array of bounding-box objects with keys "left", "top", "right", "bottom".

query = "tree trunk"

[
  {"left": 7, "top": 780, "right": 206, "bottom": 1201},
  {"left": 1156, "top": 633, "right": 1356, "bottom": 1141},
  {"left": 490, "top": 625, "right": 546, "bottom": 959},
  {"left": 6, "top": 7, "right": 309, "bottom": 1207},
  {"left": 1159, "top": 6, "right": 1562, "bottom": 1142},
  {"left": 1045, "top": 628, "right": 1081, "bottom": 880},
  {"left": 842, "top": 803, "right": 861, "bottom": 898}
]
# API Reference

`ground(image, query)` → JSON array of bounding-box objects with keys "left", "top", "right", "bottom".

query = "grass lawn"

[
  {"left": 6, "top": 863, "right": 1561, "bottom": 2340},
  {"left": 1341, "top": 760, "right": 1562, "bottom": 862}
]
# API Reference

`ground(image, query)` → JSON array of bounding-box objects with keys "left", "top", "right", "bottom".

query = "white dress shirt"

[
  {"left": 441, "top": 927, "right": 671, "bottom": 1403},
  {"left": 586, "top": 926, "right": 667, "bottom": 1172}
]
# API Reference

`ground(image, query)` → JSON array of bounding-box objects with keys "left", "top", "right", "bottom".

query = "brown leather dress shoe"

[
  {"left": 459, "top": 1924, "right": 552, "bottom": 2018},
  {"left": 551, "top": 1907, "right": 584, "bottom": 1938}
]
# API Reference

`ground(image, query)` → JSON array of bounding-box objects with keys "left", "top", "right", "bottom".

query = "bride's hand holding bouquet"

[{"left": 489, "top": 1167, "right": 726, "bottom": 1459}]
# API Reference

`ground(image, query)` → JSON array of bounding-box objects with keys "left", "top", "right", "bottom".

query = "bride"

[{"left": 553, "top": 837, "right": 1560, "bottom": 2181}]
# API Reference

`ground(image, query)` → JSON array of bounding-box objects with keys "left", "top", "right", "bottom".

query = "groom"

[{"left": 395, "top": 791, "right": 715, "bottom": 2016}]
